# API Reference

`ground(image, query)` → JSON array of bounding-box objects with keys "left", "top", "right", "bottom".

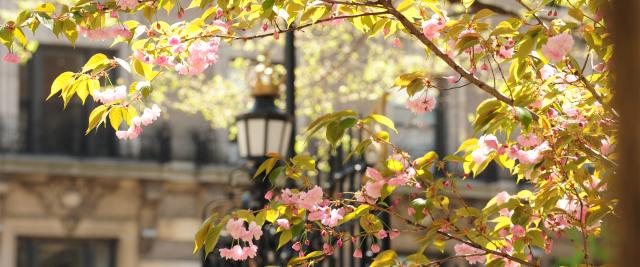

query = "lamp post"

[{"left": 235, "top": 55, "right": 294, "bottom": 207}]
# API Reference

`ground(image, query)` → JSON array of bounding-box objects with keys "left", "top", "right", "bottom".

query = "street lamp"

[{"left": 236, "top": 55, "right": 294, "bottom": 161}]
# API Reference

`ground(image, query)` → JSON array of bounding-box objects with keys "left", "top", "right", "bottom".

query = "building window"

[
  {"left": 17, "top": 237, "right": 117, "bottom": 267},
  {"left": 19, "top": 45, "right": 118, "bottom": 157}
]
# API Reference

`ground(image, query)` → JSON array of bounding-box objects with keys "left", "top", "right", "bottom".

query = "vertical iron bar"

[{"left": 285, "top": 31, "right": 296, "bottom": 158}]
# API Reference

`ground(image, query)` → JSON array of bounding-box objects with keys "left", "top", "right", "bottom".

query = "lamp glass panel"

[
  {"left": 266, "top": 119, "right": 285, "bottom": 155},
  {"left": 279, "top": 121, "right": 293, "bottom": 156},
  {"left": 247, "top": 118, "right": 266, "bottom": 157},
  {"left": 236, "top": 120, "right": 248, "bottom": 157}
]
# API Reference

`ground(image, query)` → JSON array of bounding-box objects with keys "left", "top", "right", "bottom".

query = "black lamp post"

[{"left": 235, "top": 56, "right": 294, "bottom": 207}]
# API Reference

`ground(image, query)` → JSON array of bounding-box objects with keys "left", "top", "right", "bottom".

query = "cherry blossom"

[
  {"left": 2, "top": 53, "right": 20, "bottom": 64},
  {"left": 421, "top": 14, "right": 448, "bottom": 40},
  {"left": 454, "top": 243, "right": 486, "bottom": 264},
  {"left": 116, "top": 0, "right": 138, "bottom": 10},
  {"left": 541, "top": 33, "right": 574, "bottom": 62},
  {"left": 406, "top": 91, "right": 437, "bottom": 114},
  {"left": 93, "top": 85, "right": 127, "bottom": 104}
]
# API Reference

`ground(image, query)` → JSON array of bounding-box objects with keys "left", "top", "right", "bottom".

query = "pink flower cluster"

[
  {"left": 541, "top": 33, "right": 574, "bottom": 63},
  {"left": 93, "top": 85, "right": 127, "bottom": 104},
  {"left": 116, "top": 105, "right": 161, "bottom": 140},
  {"left": 278, "top": 186, "right": 348, "bottom": 228},
  {"left": 406, "top": 91, "right": 437, "bottom": 115},
  {"left": 218, "top": 219, "right": 262, "bottom": 261},
  {"left": 116, "top": 0, "right": 138, "bottom": 10},
  {"left": 421, "top": 14, "right": 448, "bottom": 40},
  {"left": 2, "top": 53, "right": 20, "bottom": 64},
  {"left": 175, "top": 39, "right": 221, "bottom": 75},
  {"left": 471, "top": 133, "right": 550, "bottom": 166},
  {"left": 509, "top": 134, "right": 550, "bottom": 165},
  {"left": 78, "top": 26, "right": 131, "bottom": 41},
  {"left": 471, "top": 134, "right": 501, "bottom": 164},
  {"left": 454, "top": 243, "right": 486, "bottom": 264},
  {"left": 357, "top": 163, "right": 415, "bottom": 203}
]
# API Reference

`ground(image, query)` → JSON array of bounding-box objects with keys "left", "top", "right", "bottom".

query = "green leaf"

[
  {"left": 277, "top": 230, "right": 292, "bottom": 250},
  {"left": 462, "top": 0, "right": 475, "bottom": 9},
  {"left": 291, "top": 154, "right": 316, "bottom": 171},
  {"left": 368, "top": 114, "right": 398, "bottom": 134},
  {"left": 472, "top": 9, "right": 496, "bottom": 21},
  {"left": 340, "top": 204, "right": 370, "bottom": 225},
  {"left": 262, "top": 0, "right": 275, "bottom": 12},
  {"left": 109, "top": 107, "right": 123, "bottom": 131},
  {"left": 254, "top": 157, "right": 278, "bottom": 178},
  {"left": 406, "top": 253, "right": 429, "bottom": 264},
  {"left": 86, "top": 105, "right": 108, "bottom": 135},
  {"left": 82, "top": 53, "right": 108, "bottom": 73},
  {"left": 204, "top": 216, "right": 229, "bottom": 254},
  {"left": 370, "top": 250, "right": 397, "bottom": 267},
  {"left": 267, "top": 166, "right": 284, "bottom": 185},
  {"left": 48, "top": 71, "right": 74, "bottom": 100},
  {"left": 515, "top": 107, "right": 533, "bottom": 128},
  {"left": 193, "top": 217, "right": 212, "bottom": 254},
  {"left": 62, "top": 20, "right": 78, "bottom": 46}
]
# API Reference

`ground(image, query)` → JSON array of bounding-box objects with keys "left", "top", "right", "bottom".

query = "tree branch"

[{"left": 383, "top": 3, "right": 514, "bottom": 105}]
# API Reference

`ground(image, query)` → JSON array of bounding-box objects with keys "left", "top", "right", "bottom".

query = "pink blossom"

[
  {"left": 116, "top": 125, "right": 143, "bottom": 140},
  {"left": 471, "top": 148, "right": 489, "bottom": 165},
  {"left": 480, "top": 63, "right": 489, "bottom": 71},
  {"left": 264, "top": 191, "right": 273, "bottom": 200},
  {"left": 512, "top": 225, "right": 525, "bottom": 240},
  {"left": 2, "top": 53, "right": 20, "bottom": 64},
  {"left": 496, "top": 191, "right": 510, "bottom": 205},
  {"left": 407, "top": 207, "right": 416, "bottom": 217},
  {"left": 168, "top": 36, "right": 182, "bottom": 46},
  {"left": 406, "top": 92, "right": 437, "bottom": 114},
  {"left": 539, "top": 64, "right": 557, "bottom": 80},
  {"left": 391, "top": 38, "right": 401, "bottom": 48},
  {"left": 541, "top": 33, "right": 574, "bottom": 62},
  {"left": 517, "top": 133, "right": 540, "bottom": 147},
  {"left": 323, "top": 243, "right": 334, "bottom": 255},
  {"left": 499, "top": 208, "right": 512, "bottom": 217},
  {"left": 216, "top": 8, "right": 224, "bottom": 17},
  {"left": 366, "top": 167, "right": 384, "bottom": 181},
  {"left": 364, "top": 180, "right": 384, "bottom": 199},
  {"left": 274, "top": 31, "right": 280, "bottom": 40},
  {"left": 247, "top": 221, "right": 263, "bottom": 240},
  {"left": 371, "top": 243, "right": 381, "bottom": 253},
  {"left": 600, "top": 139, "right": 614, "bottom": 156},
  {"left": 421, "top": 14, "right": 447, "bottom": 40},
  {"left": 377, "top": 230, "right": 387, "bottom": 239},
  {"left": 389, "top": 229, "right": 400, "bottom": 239},
  {"left": 276, "top": 218, "right": 290, "bottom": 229},
  {"left": 292, "top": 242, "right": 301, "bottom": 251},
  {"left": 353, "top": 248, "right": 363, "bottom": 258},
  {"left": 453, "top": 243, "right": 486, "bottom": 264},
  {"left": 480, "top": 134, "right": 500, "bottom": 151},
  {"left": 593, "top": 62, "right": 607, "bottom": 73},
  {"left": 116, "top": 0, "right": 138, "bottom": 10},
  {"left": 93, "top": 85, "right": 127, "bottom": 104},
  {"left": 498, "top": 46, "right": 514, "bottom": 59},
  {"left": 321, "top": 208, "right": 344, "bottom": 227},
  {"left": 226, "top": 219, "right": 247, "bottom": 240},
  {"left": 446, "top": 75, "right": 458, "bottom": 83}
]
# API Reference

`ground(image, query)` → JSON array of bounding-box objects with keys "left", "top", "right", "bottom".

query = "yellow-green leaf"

[
  {"left": 82, "top": 53, "right": 108, "bottom": 73},
  {"left": 48, "top": 72, "right": 75, "bottom": 100},
  {"left": 369, "top": 114, "right": 398, "bottom": 134},
  {"left": 370, "top": 250, "right": 397, "bottom": 267},
  {"left": 86, "top": 105, "right": 108, "bottom": 135}
]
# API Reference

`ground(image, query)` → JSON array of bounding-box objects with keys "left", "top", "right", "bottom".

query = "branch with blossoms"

[{"left": 0, "top": 0, "right": 617, "bottom": 266}]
